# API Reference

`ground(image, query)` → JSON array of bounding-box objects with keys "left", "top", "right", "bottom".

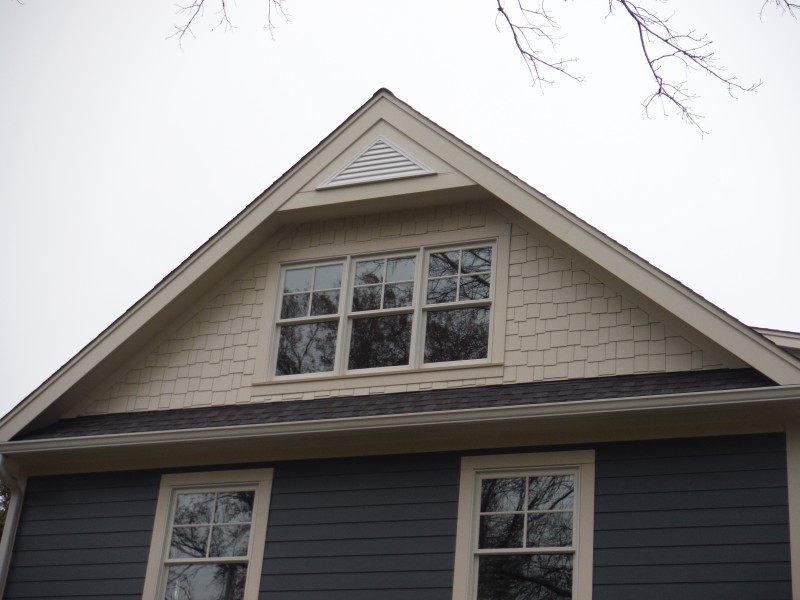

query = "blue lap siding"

[
  {"left": 593, "top": 434, "right": 792, "bottom": 600},
  {"left": 259, "top": 453, "right": 460, "bottom": 600},
  {"left": 3, "top": 470, "right": 161, "bottom": 599},
  {"left": 2, "top": 434, "right": 792, "bottom": 598}
]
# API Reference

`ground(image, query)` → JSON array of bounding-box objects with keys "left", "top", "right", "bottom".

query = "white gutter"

[
  {"left": 2, "top": 384, "right": 799, "bottom": 455},
  {"left": 0, "top": 455, "right": 26, "bottom": 598}
]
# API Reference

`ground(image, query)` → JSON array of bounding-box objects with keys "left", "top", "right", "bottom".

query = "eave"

[{"left": 3, "top": 385, "right": 800, "bottom": 475}]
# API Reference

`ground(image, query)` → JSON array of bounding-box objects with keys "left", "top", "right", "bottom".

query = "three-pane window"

[{"left": 274, "top": 244, "right": 494, "bottom": 377}]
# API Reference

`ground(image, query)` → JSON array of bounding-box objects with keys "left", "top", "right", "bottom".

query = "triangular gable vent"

[{"left": 318, "top": 136, "right": 434, "bottom": 189}]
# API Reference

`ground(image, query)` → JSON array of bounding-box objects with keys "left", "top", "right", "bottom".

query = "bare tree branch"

[
  {"left": 495, "top": 0, "right": 582, "bottom": 85},
  {"left": 266, "top": 0, "right": 289, "bottom": 38},
  {"left": 171, "top": 0, "right": 288, "bottom": 46},
  {"left": 612, "top": 0, "right": 761, "bottom": 132},
  {"left": 169, "top": 1, "right": 796, "bottom": 131},
  {"left": 762, "top": 0, "right": 800, "bottom": 18}
]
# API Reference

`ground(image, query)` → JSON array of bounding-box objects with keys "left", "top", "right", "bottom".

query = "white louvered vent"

[{"left": 318, "top": 136, "right": 434, "bottom": 189}]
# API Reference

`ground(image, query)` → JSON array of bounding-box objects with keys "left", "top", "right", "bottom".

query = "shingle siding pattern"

[
  {"left": 80, "top": 203, "right": 729, "bottom": 417},
  {"left": 19, "top": 369, "right": 772, "bottom": 440},
  {"left": 504, "top": 222, "right": 725, "bottom": 382},
  {"left": 260, "top": 454, "right": 460, "bottom": 600},
  {"left": 4, "top": 471, "right": 160, "bottom": 599},
  {"left": 593, "top": 434, "right": 791, "bottom": 599}
]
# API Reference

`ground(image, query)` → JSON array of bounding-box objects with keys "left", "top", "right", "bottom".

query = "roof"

[
  {"left": 2, "top": 88, "right": 800, "bottom": 442},
  {"left": 18, "top": 369, "right": 773, "bottom": 440}
]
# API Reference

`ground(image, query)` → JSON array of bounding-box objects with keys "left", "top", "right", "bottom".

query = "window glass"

[
  {"left": 424, "top": 307, "right": 490, "bottom": 363},
  {"left": 275, "top": 321, "right": 338, "bottom": 375},
  {"left": 477, "top": 554, "right": 573, "bottom": 600},
  {"left": 426, "top": 247, "right": 492, "bottom": 304},
  {"left": 349, "top": 314, "right": 412, "bottom": 369},
  {"left": 165, "top": 564, "right": 247, "bottom": 600},
  {"left": 281, "top": 264, "right": 342, "bottom": 319}
]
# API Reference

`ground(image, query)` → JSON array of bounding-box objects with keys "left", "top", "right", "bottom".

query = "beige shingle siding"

[
  {"left": 79, "top": 202, "right": 727, "bottom": 416},
  {"left": 503, "top": 222, "right": 724, "bottom": 384}
]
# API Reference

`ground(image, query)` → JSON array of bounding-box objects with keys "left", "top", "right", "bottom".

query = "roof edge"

[{"left": 2, "top": 384, "right": 797, "bottom": 455}]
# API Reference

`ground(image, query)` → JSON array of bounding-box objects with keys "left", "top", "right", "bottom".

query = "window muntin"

[
  {"left": 143, "top": 470, "right": 273, "bottom": 600},
  {"left": 273, "top": 243, "right": 495, "bottom": 378},
  {"left": 451, "top": 453, "right": 594, "bottom": 600}
]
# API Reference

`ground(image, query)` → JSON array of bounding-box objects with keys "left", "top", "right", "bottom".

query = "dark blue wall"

[
  {"left": 3, "top": 434, "right": 792, "bottom": 599},
  {"left": 593, "top": 434, "right": 791, "bottom": 600},
  {"left": 4, "top": 470, "right": 160, "bottom": 599}
]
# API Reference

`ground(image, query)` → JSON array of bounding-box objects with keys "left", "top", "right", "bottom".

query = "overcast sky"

[{"left": 1, "top": 0, "right": 798, "bottom": 418}]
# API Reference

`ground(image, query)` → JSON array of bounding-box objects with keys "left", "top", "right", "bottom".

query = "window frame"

[
  {"left": 451, "top": 451, "right": 595, "bottom": 600},
  {"left": 141, "top": 469, "right": 273, "bottom": 600},
  {"left": 270, "top": 240, "right": 499, "bottom": 380}
]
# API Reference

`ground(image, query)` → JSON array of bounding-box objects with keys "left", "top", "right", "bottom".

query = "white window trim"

[
  {"left": 451, "top": 451, "right": 595, "bottom": 600},
  {"left": 141, "top": 469, "right": 274, "bottom": 600}
]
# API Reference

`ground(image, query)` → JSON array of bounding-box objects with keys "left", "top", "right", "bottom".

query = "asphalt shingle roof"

[{"left": 17, "top": 369, "right": 773, "bottom": 441}]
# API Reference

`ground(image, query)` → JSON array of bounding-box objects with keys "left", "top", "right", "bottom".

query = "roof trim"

[
  {"left": 756, "top": 328, "right": 800, "bottom": 352},
  {"left": 1, "top": 384, "right": 798, "bottom": 456}
]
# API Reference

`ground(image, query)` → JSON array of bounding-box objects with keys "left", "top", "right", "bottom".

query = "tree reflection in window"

[
  {"left": 476, "top": 474, "right": 575, "bottom": 600},
  {"left": 276, "top": 263, "right": 342, "bottom": 375},
  {"left": 164, "top": 491, "right": 254, "bottom": 600},
  {"left": 348, "top": 255, "right": 415, "bottom": 370},
  {"left": 424, "top": 247, "right": 491, "bottom": 363}
]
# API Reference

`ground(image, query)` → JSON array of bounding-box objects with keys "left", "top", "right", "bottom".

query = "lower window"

[
  {"left": 142, "top": 469, "right": 273, "bottom": 600},
  {"left": 452, "top": 452, "right": 595, "bottom": 600}
]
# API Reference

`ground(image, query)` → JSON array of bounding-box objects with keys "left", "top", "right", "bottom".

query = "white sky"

[{"left": 1, "top": 0, "right": 798, "bottom": 418}]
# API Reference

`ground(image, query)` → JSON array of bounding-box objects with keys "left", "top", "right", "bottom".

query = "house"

[{"left": 1, "top": 88, "right": 799, "bottom": 600}]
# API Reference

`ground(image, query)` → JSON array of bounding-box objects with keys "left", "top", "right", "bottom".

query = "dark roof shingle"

[{"left": 17, "top": 368, "right": 774, "bottom": 441}]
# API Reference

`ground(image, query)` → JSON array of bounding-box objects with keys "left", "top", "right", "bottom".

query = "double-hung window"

[
  {"left": 142, "top": 469, "right": 273, "bottom": 600},
  {"left": 273, "top": 243, "right": 495, "bottom": 377},
  {"left": 452, "top": 452, "right": 595, "bottom": 600}
]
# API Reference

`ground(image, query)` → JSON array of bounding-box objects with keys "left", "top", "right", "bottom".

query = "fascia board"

[
  {"left": 2, "top": 385, "right": 799, "bottom": 456},
  {"left": 375, "top": 94, "right": 800, "bottom": 385},
  {"left": 756, "top": 328, "right": 800, "bottom": 352}
]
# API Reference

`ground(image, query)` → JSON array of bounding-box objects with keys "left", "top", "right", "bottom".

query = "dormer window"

[{"left": 273, "top": 244, "right": 495, "bottom": 378}]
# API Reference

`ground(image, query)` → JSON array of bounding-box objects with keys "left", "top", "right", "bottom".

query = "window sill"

[{"left": 251, "top": 362, "right": 505, "bottom": 397}]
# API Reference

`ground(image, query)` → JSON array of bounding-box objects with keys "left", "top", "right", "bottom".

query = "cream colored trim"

[
  {"left": 786, "top": 424, "right": 800, "bottom": 599},
  {"left": 452, "top": 451, "right": 595, "bottom": 600},
  {"left": 756, "top": 328, "right": 800, "bottom": 353},
  {"left": 1, "top": 385, "right": 798, "bottom": 457},
  {"left": 255, "top": 359, "right": 504, "bottom": 396},
  {"left": 141, "top": 468, "right": 273, "bottom": 600}
]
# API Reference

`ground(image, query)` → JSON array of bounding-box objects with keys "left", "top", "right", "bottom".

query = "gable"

[
  {"left": 2, "top": 89, "right": 798, "bottom": 440},
  {"left": 71, "top": 200, "right": 735, "bottom": 417}
]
